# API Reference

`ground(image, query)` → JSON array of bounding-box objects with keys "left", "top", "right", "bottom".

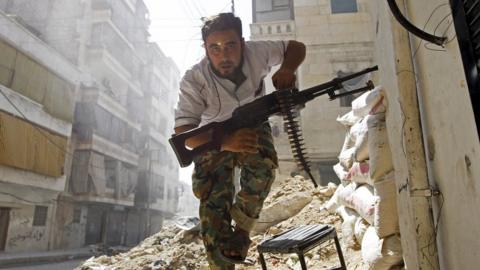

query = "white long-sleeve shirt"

[{"left": 174, "top": 40, "right": 288, "bottom": 128}]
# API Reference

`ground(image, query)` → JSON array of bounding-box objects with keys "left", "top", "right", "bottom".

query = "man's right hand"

[{"left": 221, "top": 128, "right": 259, "bottom": 153}]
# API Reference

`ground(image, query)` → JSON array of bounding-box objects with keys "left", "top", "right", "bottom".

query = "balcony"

[
  {"left": 74, "top": 194, "right": 135, "bottom": 207},
  {"left": 76, "top": 133, "right": 139, "bottom": 166},
  {"left": 86, "top": 47, "right": 142, "bottom": 97},
  {"left": 91, "top": 0, "right": 149, "bottom": 47},
  {"left": 250, "top": 20, "right": 296, "bottom": 39},
  {"left": 81, "top": 87, "right": 141, "bottom": 131},
  {"left": 89, "top": 22, "right": 142, "bottom": 82}
]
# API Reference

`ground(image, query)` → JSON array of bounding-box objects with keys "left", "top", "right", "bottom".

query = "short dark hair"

[{"left": 201, "top": 13, "right": 242, "bottom": 42}]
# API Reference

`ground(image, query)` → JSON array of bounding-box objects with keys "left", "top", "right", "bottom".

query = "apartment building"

[
  {"left": 0, "top": 11, "right": 80, "bottom": 251},
  {"left": 0, "top": 0, "right": 180, "bottom": 250}
]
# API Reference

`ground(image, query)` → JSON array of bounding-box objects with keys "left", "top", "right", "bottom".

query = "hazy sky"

[{"left": 144, "top": 0, "right": 252, "bottom": 74}]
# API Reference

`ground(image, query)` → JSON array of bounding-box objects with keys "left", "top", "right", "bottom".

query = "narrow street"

[{"left": 1, "top": 259, "right": 84, "bottom": 270}]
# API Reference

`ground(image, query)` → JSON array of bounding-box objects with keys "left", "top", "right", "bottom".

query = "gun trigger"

[{"left": 327, "top": 90, "right": 335, "bottom": 100}]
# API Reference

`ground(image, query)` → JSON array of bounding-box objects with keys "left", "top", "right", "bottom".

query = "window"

[
  {"left": 155, "top": 175, "right": 165, "bottom": 199},
  {"left": 273, "top": 0, "right": 289, "bottom": 8},
  {"left": 73, "top": 207, "right": 82, "bottom": 223},
  {"left": 33, "top": 206, "right": 48, "bottom": 226},
  {"left": 254, "top": 0, "right": 293, "bottom": 22},
  {"left": 337, "top": 70, "right": 369, "bottom": 107},
  {"left": 105, "top": 159, "right": 117, "bottom": 189},
  {"left": 331, "top": 0, "right": 358, "bottom": 14},
  {"left": 317, "top": 160, "right": 340, "bottom": 186},
  {"left": 339, "top": 88, "right": 356, "bottom": 107}
]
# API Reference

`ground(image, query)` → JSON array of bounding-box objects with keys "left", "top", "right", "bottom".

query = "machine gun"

[{"left": 169, "top": 66, "right": 378, "bottom": 187}]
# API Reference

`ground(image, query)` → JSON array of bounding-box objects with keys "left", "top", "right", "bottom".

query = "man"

[{"left": 174, "top": 13, "right": 305, "bottom": 269}]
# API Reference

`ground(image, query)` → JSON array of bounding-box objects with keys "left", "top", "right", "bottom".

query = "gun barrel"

[{"left": 300, "top": 65, "right": 378, "bottom": 99}]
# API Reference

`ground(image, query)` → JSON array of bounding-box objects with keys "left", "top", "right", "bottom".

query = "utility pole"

[{"left": 231, "top": 0, "right": 235, "bottom": 14}]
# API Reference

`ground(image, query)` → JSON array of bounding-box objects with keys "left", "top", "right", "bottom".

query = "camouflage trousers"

[{"left": 191, "top": 122, "right": 278, "bottom": 270}]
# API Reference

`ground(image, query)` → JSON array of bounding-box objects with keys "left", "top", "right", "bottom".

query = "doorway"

[{"left": 0, "top": 208, "right": 10, "bottom": 251}]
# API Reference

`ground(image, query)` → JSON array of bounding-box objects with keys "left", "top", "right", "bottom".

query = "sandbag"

[
  {"left": 354, "top": 217, "right": 370, "bottom": 244},
  {"left": 347, "top": 161, "right": 372, "bottom": 185},
  {"left": 337, "top": 110, "right": 362, "bottom": 127},
  {"left": 338, "top": 184, "right": 376, "bottom": 224},
  {"left": 370, "top": 96, "right": 387, "bottom": 115},
  {"left": 367, "top": 113, "right": 393, "bottom": 181},
  {"left": 350, "top": 116, "right": 369, "bottom": 162},
  {"left": 352, "top": 86, "right": 385, "bottom": 117},
  {"left": 333, "top": 162, "right": 349, "bottom": 182},
  {"left": 374, "top": 172, "right": 399, "bottom": 238},
  {"left": 338, "top": 128, "right": 355, "bottom": 169},
  {"left": 339, "top": 147, "right": 356, "bottom": 170},
  {"left": 361, "top": 227, "right": 403, "bottom": 270},
  {"left": 339, "top": 116, "right": 369, "bottom": 169},
  {"left": 323, "top": 183, "right": 347, "bottom": 213},
  {"left": 336, "top": 206, "right": 360, "bottom": 248}
]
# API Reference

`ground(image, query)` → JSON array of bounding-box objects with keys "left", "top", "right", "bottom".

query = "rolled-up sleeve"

[
  {"left": 174, "top": 70, "right": 206, "bottom": 128},
  {"left": 249, "top": 40, "right": 289, "bottom": 67}
]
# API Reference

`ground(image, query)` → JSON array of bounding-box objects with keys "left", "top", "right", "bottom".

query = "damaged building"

[
  {"left": 0, "top": 11, "right": 80, "bottom": 251},
  {"left": 0, "top": 0, "right": 181, "bottom": 252}
]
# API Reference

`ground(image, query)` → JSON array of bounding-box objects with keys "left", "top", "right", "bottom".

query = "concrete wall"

[
  {"left": 6, "top": 206, "right": 50, "bottom": 251},
  {"left": 0, "top": 10, "right": 81, "bottom": 252},
  {"left": 0, "top": 182, "right": 57, "bottom": 252},
  {"left": 54, "top": 199, "right": 87, "bottom": 249},
  {"left": 403, "top": 1, "right": 480, "bottom": 269},
  {"left": 370, "top": 0, "right": 480, "bottom": 268}
]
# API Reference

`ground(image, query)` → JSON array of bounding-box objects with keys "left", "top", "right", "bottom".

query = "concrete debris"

[{"left": 76, "top": 175, "right": 369, "bottom": 270}]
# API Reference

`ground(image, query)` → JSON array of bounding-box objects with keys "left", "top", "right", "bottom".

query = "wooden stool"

[{"left": 257, "top": 224, "right": 346, "bottom": 270}]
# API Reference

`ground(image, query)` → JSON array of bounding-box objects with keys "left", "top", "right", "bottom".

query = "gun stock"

[{"left": 169, "top": 121, "right": 226, "bottom": 167}]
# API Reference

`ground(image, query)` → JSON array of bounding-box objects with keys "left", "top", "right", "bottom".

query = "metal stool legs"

[
  {"left": 334, "top": 234, "right": 347, "bottom": 270},
  {"left": 257, "top": 225, "right": 347, "bottom": 270}
]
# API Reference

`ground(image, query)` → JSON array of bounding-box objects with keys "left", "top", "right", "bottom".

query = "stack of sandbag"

[{"left": 325, "top": 86, "right": 404, "bottom": 269}]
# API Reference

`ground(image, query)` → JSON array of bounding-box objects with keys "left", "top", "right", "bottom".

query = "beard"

[{"left": 208, "top": 56, "right": 244, "bottom": 80}]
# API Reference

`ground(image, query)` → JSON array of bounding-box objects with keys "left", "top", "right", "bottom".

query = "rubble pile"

[{"left": 77, "top": 174, "right": 369, "bottom": 270}]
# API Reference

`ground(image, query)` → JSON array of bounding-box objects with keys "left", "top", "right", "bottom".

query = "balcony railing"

[
  {"left": 250, "top": 20, "right": 296, "bottom": 38},
  {"left": 92, "top": 0, "right": 149, "bottom": 48},
  {"left": 90, "top": 23, "right": 140, "bottom": 77}
]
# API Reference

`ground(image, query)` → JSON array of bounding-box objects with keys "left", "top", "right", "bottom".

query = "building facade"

[
  {"left": 0, "top": 10, "right": 80, "bottom": 251},
  {"left": 0, "top": 0, "right": 180, "bottom": 251},
  {"left": 251, "top": 0, "right": 375, "bottom": 185}
]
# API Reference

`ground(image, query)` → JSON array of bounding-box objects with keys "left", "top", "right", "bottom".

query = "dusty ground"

[{"left": 77, "top": 176, "right": 368, "bottom": 270}]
